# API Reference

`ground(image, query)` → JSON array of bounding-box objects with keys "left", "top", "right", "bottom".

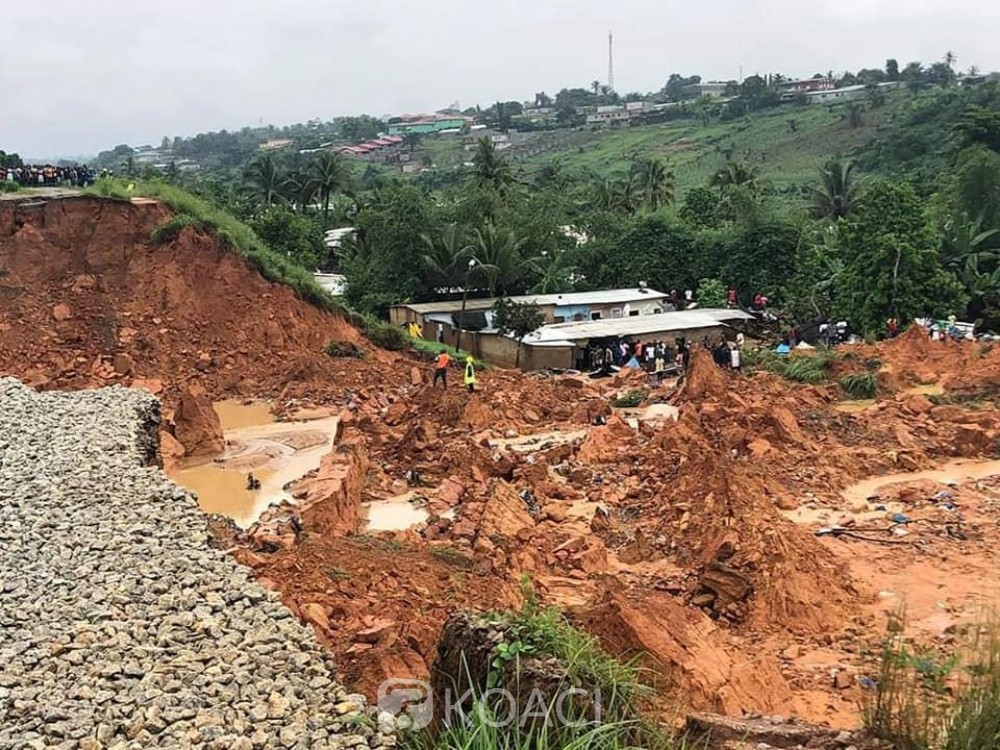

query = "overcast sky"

[{"left": 4, "top": 0, "right": 997, "bottom": 159}]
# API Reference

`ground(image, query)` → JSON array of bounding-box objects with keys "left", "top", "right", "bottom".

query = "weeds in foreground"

[{"left": 863, "top": 609, "right": 1000, "bottom": 750}]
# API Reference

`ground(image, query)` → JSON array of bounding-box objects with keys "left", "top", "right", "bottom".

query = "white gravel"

[{"left": 0, "top": 379, "right": 394, "bottom": 750}]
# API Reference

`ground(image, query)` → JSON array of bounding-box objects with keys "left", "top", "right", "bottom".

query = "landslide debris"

[
  {"left": 0, "top": 196, "right": 394, "bottom": 405},
  {"left": 0, "top": 378, "right": 393, "bottom": 749}
]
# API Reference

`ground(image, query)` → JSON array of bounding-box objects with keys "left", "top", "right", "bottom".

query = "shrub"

[
  {"left": 612, "top": 388, "right": 648, "bottom": 408},
  {"left": 840, "top": 372, "right": 879, "bottom": 399},
  {"left": 0, "top": 181, "right": 20, "bottom": 194},
  {"left": 324, "top": 341, "right": 365, "bottom": 358},
  {"left": 359, "top": 314, "right": 407, "bottom": 351}
]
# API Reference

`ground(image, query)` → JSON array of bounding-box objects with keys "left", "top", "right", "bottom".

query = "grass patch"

[
  {"left": 840, "top": 372, "right": 879, "bottom": 400},
  {"left": 325, "top": 340, "right": 366, "bottom": 358},
  {"left": 611, "top": 388, "right": 648, "bottom": 409},
  {"left": 86, "top": 178, "right": 343, "bottom": 313},
  {"left": 408, "top": 337, "right": 486, "bottom": 367},
  {"left": 0, "top": 181, "right": 20, "bottom": 194},
  {"left": 406, "top": 582, "right": 683, "bottom": 750},
  {"left": 862, "top": 609, "right": 1000, "bottom": 750},
  {"left": 150, "top": 213, "right": 205, "bottom": 244}
]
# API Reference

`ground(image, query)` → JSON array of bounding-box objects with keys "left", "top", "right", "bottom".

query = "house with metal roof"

[{"left": 391, "top": 291, "right": 753, "bottom": 369}]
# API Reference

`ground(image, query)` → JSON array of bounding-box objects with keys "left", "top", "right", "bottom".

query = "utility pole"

[{"left": 608, "top": 30, "right": 615, "bottom": 92}]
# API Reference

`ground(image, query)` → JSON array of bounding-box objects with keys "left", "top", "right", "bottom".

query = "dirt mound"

[
  {"left": 0, "top": 197, "right": 385, "bottom": 406},
  {"left": 681, "top": 346, "right": 729, "bottom": 401}
]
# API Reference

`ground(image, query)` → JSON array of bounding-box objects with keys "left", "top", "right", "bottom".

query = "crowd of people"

[
  {"left": 589, "top": 332, "right": 748, "bottom": 377},
  {"left": 1, "top": 164, "right": 98, "bottom": 188},
  {"left": 589, "top": 338, "right": 690, "bottom": 376}
]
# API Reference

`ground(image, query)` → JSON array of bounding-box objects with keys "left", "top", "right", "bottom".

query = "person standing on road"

[
  {"left": 433, "top": 350, "right": 451, "bottom": 389},
  {"left": 463, "top": 355, "right": 477, "bottom": 393}
]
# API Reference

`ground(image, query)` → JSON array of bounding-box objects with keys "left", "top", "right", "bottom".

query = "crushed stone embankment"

[{"left": 0, "top": 378, "right": 393, "bottom": 750}]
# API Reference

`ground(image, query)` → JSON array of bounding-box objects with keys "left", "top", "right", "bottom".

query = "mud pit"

[{"left": 169, "top": 400, "right": 341, "bottom": 527}]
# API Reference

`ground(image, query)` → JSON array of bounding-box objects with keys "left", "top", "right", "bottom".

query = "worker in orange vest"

[{"left": 433, "top": 350, "right": 451, "bottom": 389}]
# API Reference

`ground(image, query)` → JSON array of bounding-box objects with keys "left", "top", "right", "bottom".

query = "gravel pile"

[{"left": 0, "top": 379, "right": 395, "bottom": 750}]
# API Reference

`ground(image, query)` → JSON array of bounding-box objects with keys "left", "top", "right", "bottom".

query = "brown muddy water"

[{"left": 169, "top": 401, "right": 340, "bottom": 527}]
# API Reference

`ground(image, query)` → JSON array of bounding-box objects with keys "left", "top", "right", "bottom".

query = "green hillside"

[{"left": 416, "top": 93, "right": 902, "bottom": 195}]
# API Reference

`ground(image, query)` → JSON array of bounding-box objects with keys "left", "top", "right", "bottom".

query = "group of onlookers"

[{"left": 1, "top": 164, "right": 97, "bottom": 188}]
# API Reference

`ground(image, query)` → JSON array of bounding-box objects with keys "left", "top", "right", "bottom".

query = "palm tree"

[
  {"left": 279, "top": 170, "right": 314, "bottom": 211},
  {"left": 471, "top": 138, "right": 515, "bottom": 193},
  {"left": 710, "top": 160, "right": 760, "bottom": 195},
  {"left": 944, "top": 50, "right": 957, "bottom": 70},
  {"left": 245, "top": 154, "right": 286, "bottom": 208},
  {"left": 591, "top": 80, "right": 601, "bottom": 95},
  {"left": 420, "top": 223, "right": 473, "bottom": 292},
  {"left": 526, "top": 250, "right": 576, "bottom": 294},
  {"left": 633, "top": 158, "right": 675, "bottom": 211},
  {"left": 809, "top": 160, "right": 861, "bottom": 220},
  {"left": 470, "top": 222, "right": 525, "bottom": 296},
  {"left": 616, "top": 173, "right": 641, "bottom": 216},
  {"left": 307, "top": 151, "right": 352, "bottom": 221}
]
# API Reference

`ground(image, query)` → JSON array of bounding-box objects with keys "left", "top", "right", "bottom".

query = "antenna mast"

[{"left": 608, "top": 30, "right": 615, "bottom": 91}]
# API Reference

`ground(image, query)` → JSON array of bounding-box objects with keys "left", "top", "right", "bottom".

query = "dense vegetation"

[{"left": 70, "top": 55, "right": 1000, "bottom": 338}]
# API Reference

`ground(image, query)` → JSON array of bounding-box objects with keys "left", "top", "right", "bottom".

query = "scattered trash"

[
  {"left": 891, "top": 527, "right": 910, "bottom": 537},
  {"left": 859, "top": 676, "right": 878, "bottom": 690},
  {"left": 518, "top": 488, "right": 540, "bottom": 514},
  {"left": 940, "top": 502, "right": 958, "bottom": 511},
  {"left": 933, "top": 490, "right": 953, "bottom": 501},
  {"left": 874, "top": 504, "right": 887, "bottom": 511},
  {"left": 891, "top": 512, "right": 909, "bottom": 524}
]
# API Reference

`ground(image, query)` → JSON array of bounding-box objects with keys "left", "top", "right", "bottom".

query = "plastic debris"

[{"left": 890, "top": 512, "right": 909, "bottom": 524}]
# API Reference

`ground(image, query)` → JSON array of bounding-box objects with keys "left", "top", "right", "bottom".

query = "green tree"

[
  {"left": 245, "top": 154, "right": 286, "bottom": 208},
  {"left": 420, "top": 223, "right": 473, "bottom": 292},
  {"left": 525, "top": 250, "right": 577, "bottom": 294},
  {"left": 470, "top": 222, "right": 526, "bottom": 296},
  {"left": 680, "top": 186, "right": 722, "bottom": 228},
  {"left": 834, "top": 179, "right": 967, "bottom": 334},
  {"left": 471, "top": 138, "right": 516, "bottom": 193},
  {"left": 248, "top": 206, "right": 325, "bottom": 270},
  {"left": 810, "top": 160, "right": 862, "bottom": 220},
  {"left": 901, "top": 62, "right": 926, "bottom": 92},
  {"left": 886, "top": 59, "right": 900, "bottom": 80},
  {"left": 492, "top": 298, "right": 545, "bottom": 366},
  {"left": 710, "top": 160, "right": 760, "bottom": 196},
  {"left": 342, "top": 182, "right": 435, "bottom": 314},
  {"left": 696, "top": 278, "right": 727, "bottom": 307},
  {"left": 719, "top": 221, "right": 801, "bottom": 301},
  {"left": 952, "top": 145, "right": 1000, "bottom": 227},
  {"left": 955, "top": 106, "right": 1000, "bottom": 153},
  {"left": 307, "top": 151, "right": 353, "bottom": 221},
  {"left": 632, "top": 158, "right": 675, "bottom": 211}
]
